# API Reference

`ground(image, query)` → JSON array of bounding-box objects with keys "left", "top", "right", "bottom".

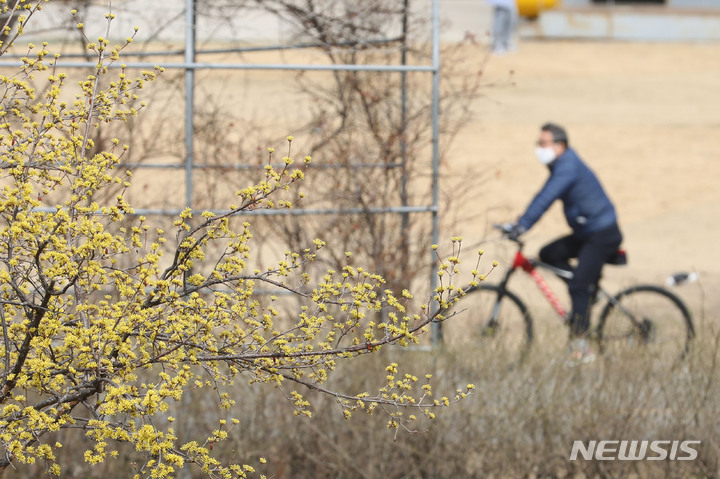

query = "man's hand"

[{"left": 501, "top": 222, "right": 526, "bottom": 241}]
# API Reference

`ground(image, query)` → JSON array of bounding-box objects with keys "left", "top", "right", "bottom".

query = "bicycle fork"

[
  {"left": 483, "top": 298, "right": 504, "bottom": 333},
  {"left": 482, "top": 272, "right": 516, "bottom": 336}
]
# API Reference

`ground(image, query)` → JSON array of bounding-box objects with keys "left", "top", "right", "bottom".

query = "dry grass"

[{"left": 8, "top": 316, "right": 720, "bottom": 478}]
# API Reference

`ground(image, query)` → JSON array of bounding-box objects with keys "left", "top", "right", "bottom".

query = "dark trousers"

[{"left": 539, "top": 223, "right": 623, "bottom": 337}]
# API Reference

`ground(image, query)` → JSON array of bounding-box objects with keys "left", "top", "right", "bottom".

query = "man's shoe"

[{"left": 566, "top": 338, "right": 596, "bottom": 367}]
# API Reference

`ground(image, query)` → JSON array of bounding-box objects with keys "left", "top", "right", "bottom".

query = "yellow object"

[{"left": 516, "top": 0, "right": 559, "bottom": 18}]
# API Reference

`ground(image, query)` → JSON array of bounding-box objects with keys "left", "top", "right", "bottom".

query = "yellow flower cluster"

[
  {"left": 0, "top": 11, "right": 480, "bottom": 479},
  {"left": 430, "top": 236, "right": 496, "bottom": 322}
]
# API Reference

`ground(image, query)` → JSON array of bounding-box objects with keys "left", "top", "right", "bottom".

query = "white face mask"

[{"left": 535, "top": 146, "right": 556, "bottom": 165}]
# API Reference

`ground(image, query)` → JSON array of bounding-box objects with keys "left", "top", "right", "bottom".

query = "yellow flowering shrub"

[{"left": 0, "top": 6, "right": 481, "bottom": 478}]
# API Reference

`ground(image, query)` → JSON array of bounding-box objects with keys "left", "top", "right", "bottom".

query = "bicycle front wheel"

[
  {"left": 596, "top": 284, "right": 694, "bottom": 360},
  {"left": 440, "top": 284, "right": 533, "bottom": 361}
]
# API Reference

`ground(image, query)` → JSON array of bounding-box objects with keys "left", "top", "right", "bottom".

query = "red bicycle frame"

[{"left": 511, "top": 250, "right": 568, "bottom": 320}]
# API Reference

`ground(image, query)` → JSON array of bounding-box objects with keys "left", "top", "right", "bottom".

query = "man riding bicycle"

[{"left": 505, "top": 123, "right": 623, "bottom": 361}]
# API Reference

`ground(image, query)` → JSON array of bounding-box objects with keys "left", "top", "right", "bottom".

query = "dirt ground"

[
  {"left": 121, "top": 36, "right": 718, "bottom": 324},
  {"left": 446, "top": 39, "right": 720, "bottom": 320}
]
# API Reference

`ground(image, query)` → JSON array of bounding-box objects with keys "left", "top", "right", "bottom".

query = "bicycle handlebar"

[
  {"left": 493, "top": 222, "right": 512, "bottom": 234},
  {"left": 493, "top": 223, "right": 524, "bottom": 245}
]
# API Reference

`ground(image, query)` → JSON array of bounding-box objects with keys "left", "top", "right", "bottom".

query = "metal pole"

[
  {"left": 0, "top": 60, "right": 437, "bottom": 72},
  {"left": 0, "top": 37, "right": 405, "bottom": 59},
  {"left": 400, "top": 0, "right": 410, "bottom": 279},
  {"left": 114, "top": 162, "right": 406, "bottom": 170},
  {"left": 27, "top": 204, "right": 438, "bottom": 217},
  {"left": 430, "top": 0, "right": 442, "bottom": 347},
  {"left": 184, "top": 0, "right": 196, "bottom": 209},
  {"left": 179, "top": 3, "right": 196, "bottom": 478}
]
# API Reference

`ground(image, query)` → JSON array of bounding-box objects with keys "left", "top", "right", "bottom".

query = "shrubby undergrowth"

[{"left": 13, "top": 322, "right": 718, "bottom": 478}]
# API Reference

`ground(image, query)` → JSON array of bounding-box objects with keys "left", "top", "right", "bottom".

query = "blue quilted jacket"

[{"left": 518, "top": 148, "right": 618, "bottom": 237}]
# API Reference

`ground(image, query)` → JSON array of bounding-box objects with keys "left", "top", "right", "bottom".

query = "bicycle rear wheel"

[
  {"left": 596, "top": 284, "right": 694, "bottom": 360},
  {"left": 440, "top": 284, "right": 533, "bottom": 361}
]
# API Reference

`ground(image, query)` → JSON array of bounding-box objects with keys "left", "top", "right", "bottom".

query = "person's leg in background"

[
  {"left": 539, "top": 234, "right": 581, "bottom": 275},
  {"left": 567, "top": 224, "right": 624, "bottom": 337},
  {"left": 507, "top": 4, "right": 519, "bottom": 51},
  {"left": 492, "top": 6, "right": 511, "bottom": 53}
]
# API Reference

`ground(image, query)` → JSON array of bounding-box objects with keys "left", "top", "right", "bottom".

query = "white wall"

[
  {"left": 562, "top": 0, "right": 720, "bottom": 6},
  {"left": 20, "top": 0, "right": 494, "bottom": 46}
]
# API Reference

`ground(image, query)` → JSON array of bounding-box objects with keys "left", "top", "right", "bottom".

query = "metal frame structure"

[{"left": 1, "top": 0, "right": 444, "bottom": 344}]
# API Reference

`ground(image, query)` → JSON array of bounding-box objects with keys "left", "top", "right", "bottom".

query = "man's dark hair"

[{"left": 541, "top": 123, "right": 569, "bottom": 147}]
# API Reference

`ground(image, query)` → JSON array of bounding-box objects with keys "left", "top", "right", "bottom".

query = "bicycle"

[{"left": 441, "top": 224, "right": 695, "bottom": 363}]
